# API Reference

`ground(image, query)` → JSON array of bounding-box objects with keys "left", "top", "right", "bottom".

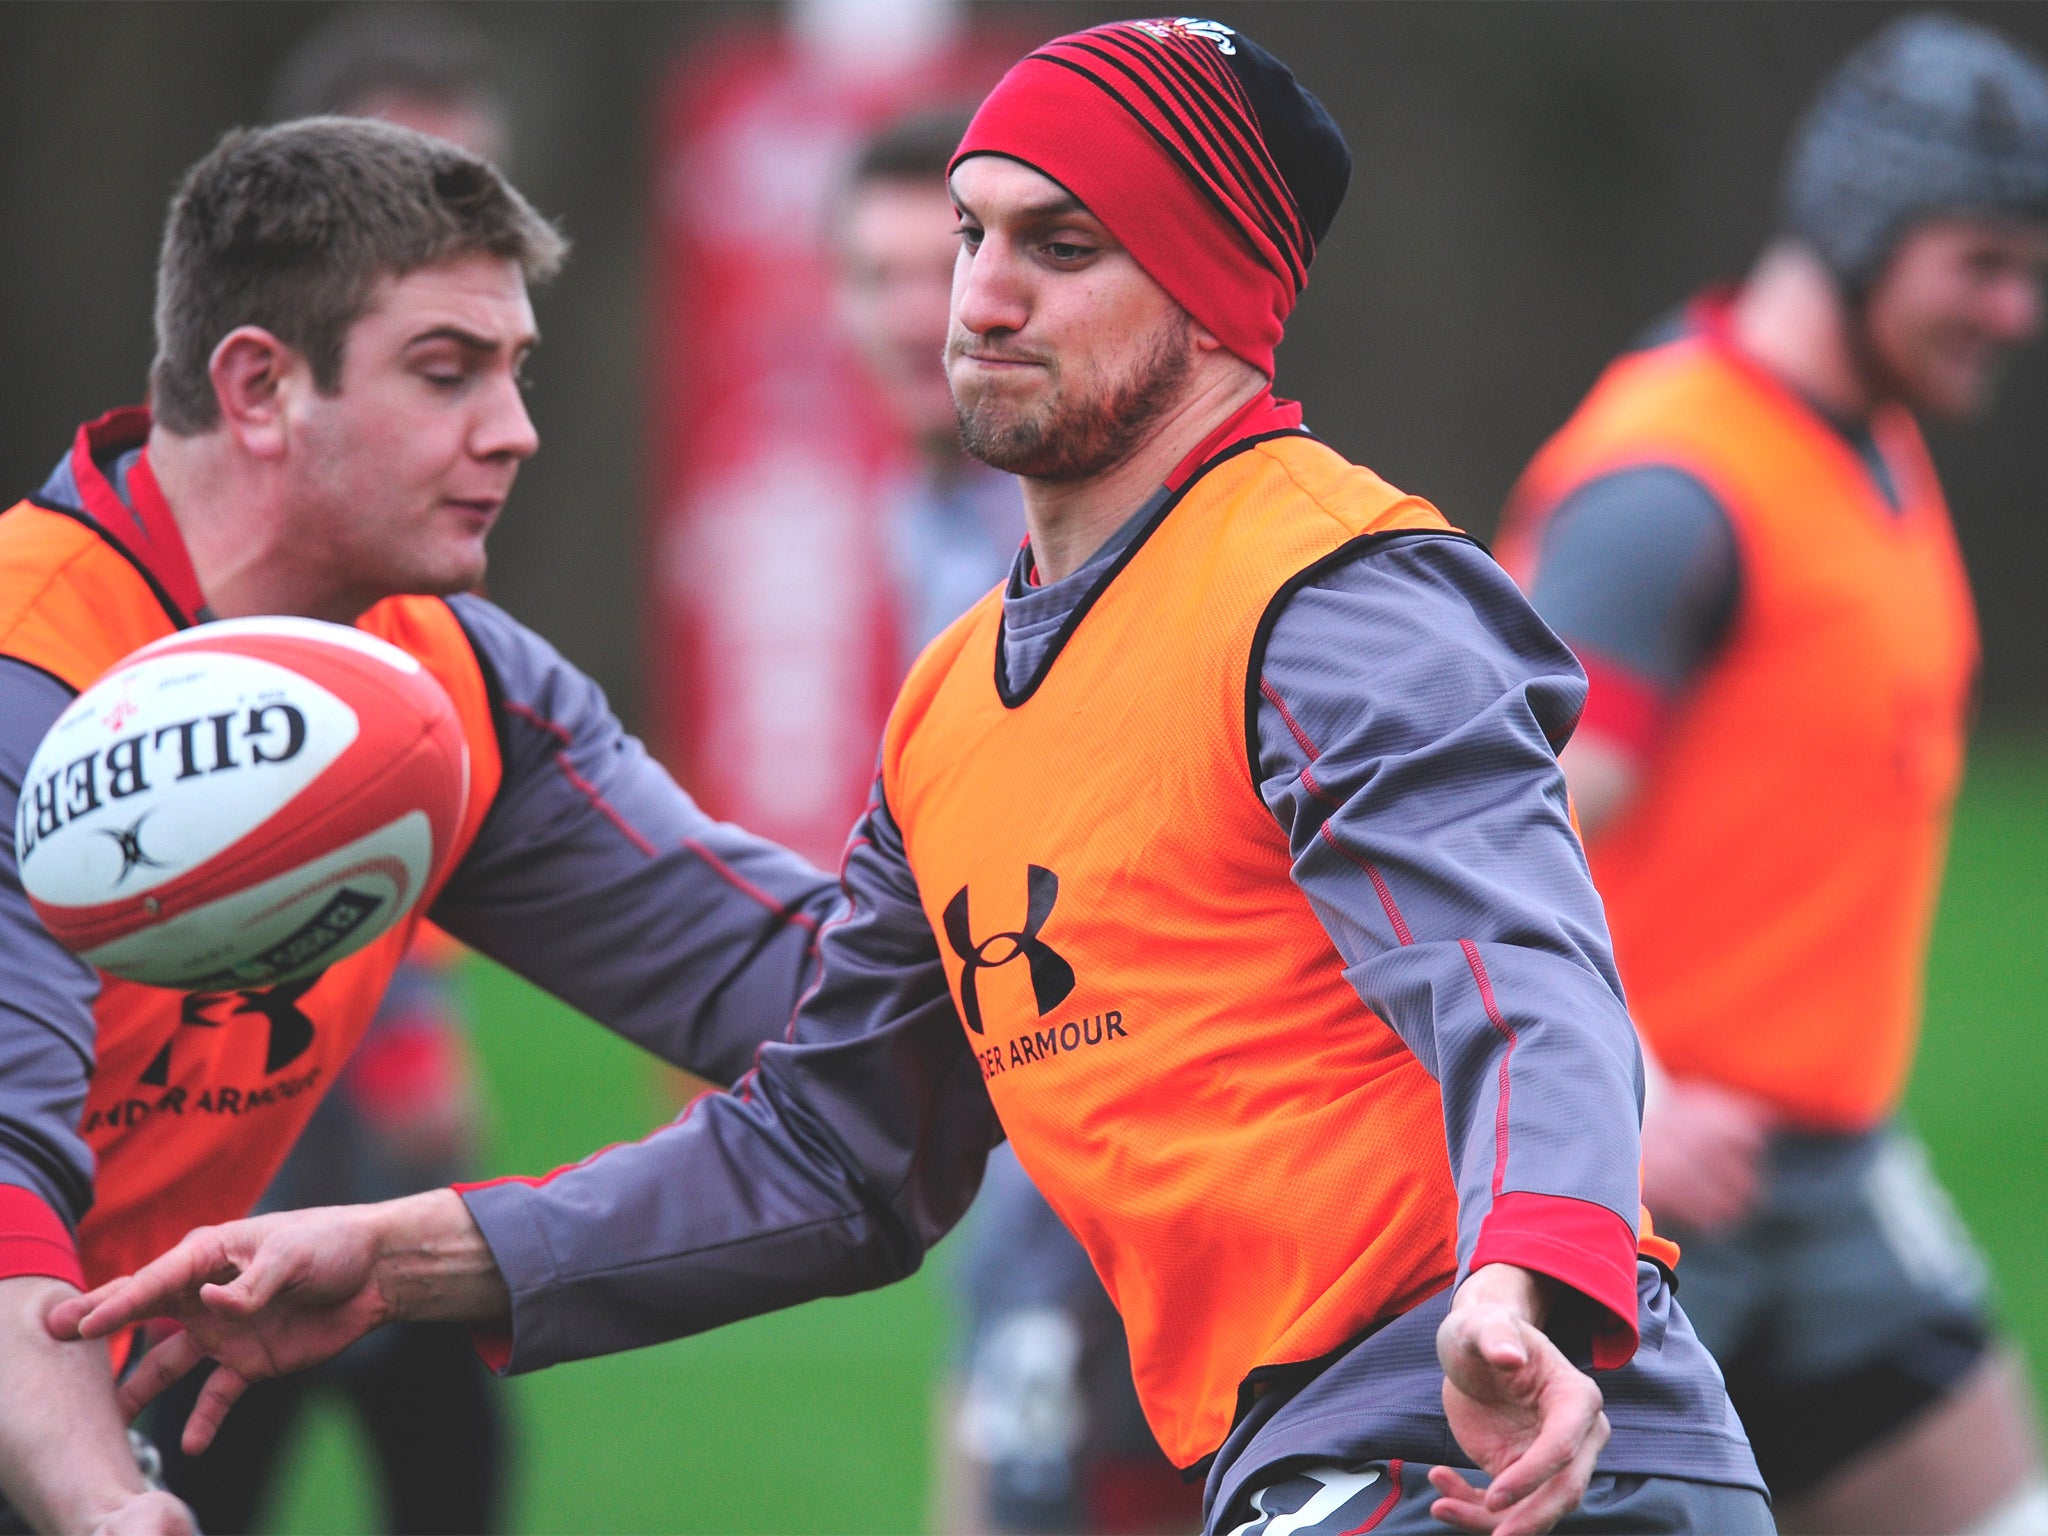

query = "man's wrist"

[
  {"left": 368, "top": 1190, "right": 510, "bottom": 1327},
  {"left": 1454, "top": 1262, "right": 1560, "bottom": 1332}
]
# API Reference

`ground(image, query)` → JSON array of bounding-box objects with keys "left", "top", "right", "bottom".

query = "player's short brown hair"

[{"left": 150, "top": 116, "right": 566, "bottom": 434}]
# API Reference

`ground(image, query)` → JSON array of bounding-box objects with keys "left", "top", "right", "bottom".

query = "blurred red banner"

[{"left": 647, "top": 16, "right": 1012, "bottom": 868}]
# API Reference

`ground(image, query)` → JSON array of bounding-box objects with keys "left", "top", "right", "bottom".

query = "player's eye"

[
  {"left": 1044, "top": 240, "right": 1094, "bottom": 263},
  {"left": 955, "top": 222, "right": 984, "bottom": 251}
]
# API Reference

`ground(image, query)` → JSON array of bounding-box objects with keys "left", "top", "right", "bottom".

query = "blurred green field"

[{"left": 265, "top": 735, "right": 2048, "bottom": 1534}]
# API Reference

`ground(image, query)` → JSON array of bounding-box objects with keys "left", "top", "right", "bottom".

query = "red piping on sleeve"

[
  {"left": 451, "top": 1093, "right": 718, "bottom": 1373},
  {"left": 683, "top": 838, "right": 820, "bottom": 936},
  {"left": 1259, "top": 676, "right": 1321, "bottom": 763},
  {"left": 1471, "top": 1190, "right": 1641, "bottom": 1370},
  {"left": 1459, "top": 939, "right": 1516, "bottom": 1196},
  {"left": 1359, "top": 854, "right": 1416, "bottom": 948},
  {"left": 0, "top": 1185, "right": 83, "bottom": 1288},
  {"left": 1571, "top": 650, "right": 1667, "bottom": 763},
  {"left": 501, "top": 700, "right": 660, "bottom": 857},
  {"left": 1259, "top": 676, "right": 1418, "bottom": 947}
]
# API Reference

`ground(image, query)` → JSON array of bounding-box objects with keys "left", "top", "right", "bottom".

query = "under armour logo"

[
  {"left": 100, "top": 812, "right": 170, "bottom": 887},
  {"left": 943, "top": 865, "right": 1076, "bottom": 1035},
  {"left": 1133, "top": 17, "right": 1237, "bottom": 55},
  {"left": 141, "top": 976, "right": 322, "bottom": 1085}
]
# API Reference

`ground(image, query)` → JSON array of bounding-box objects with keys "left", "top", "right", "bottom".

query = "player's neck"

[
  {"left": 1021, "top": 359, "right": 1265, "bottom": 586},
  {"left": 1732, "top": 242, "right": 1879, "bottom": 424},
  {"left": 148, "top": 426, "right": 370, "bottom": 625}
]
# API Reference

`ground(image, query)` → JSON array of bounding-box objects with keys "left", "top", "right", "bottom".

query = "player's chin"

[{"left": 391, "top": 544, "right": 489, "bottom": 600}]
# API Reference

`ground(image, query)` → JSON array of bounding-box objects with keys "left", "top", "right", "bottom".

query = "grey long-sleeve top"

[{"left": 458, "top": 493, "right": 1760, "bottom": 1489}]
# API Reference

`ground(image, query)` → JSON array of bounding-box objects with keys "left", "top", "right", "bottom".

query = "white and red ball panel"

[{"left": 18, "top": 617, "right": 468, "bottom": 991}]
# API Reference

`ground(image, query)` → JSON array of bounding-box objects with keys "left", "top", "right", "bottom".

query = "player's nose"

[
  {"left": 474, "top": 373, "right": 540, "bottom": 462},
  {"left": 952, "top": 234, "right": 1031, "bottom": 339}
]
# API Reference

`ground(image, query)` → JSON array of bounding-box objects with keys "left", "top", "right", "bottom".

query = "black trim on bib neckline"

[
  {"left": 23, "top": 496, "right": 197, "bottom": 633},
  {"left": 992, "top": 428, "right": 1313, "bottom": 710},
  {"left": 1241, "top": 527, "right": 1488, "bottom": 793}
]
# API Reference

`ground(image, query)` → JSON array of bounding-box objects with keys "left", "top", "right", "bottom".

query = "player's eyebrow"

[
  {"left": 951, "top": 187, "right": 1093, "bottom": 225},
  {"left": 405, "top": 324, "right": 540, "bottom": 354}
]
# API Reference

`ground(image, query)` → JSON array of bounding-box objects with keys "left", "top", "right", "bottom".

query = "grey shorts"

[
  {"left": 1220, "top": 1460, "right": 1774, "bottom": 1535},
  {"left": 1661, "top": 1122, "right": 1994, "bottom": 1499}
]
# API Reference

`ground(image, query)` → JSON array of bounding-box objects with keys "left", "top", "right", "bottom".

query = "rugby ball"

[{"left": 17, "top": 617, "right": 468, "bottom": 992}]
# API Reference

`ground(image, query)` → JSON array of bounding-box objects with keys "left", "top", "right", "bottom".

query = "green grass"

[
  {"left": 260, "top": 735, "right": 2048, "bottom": 1533},
  {"left": 1906, "top": 734, "right": 2048, "bottom": 1404},
  {"left": 271, "top": 961, "right": 950, "bottom": 1535}
]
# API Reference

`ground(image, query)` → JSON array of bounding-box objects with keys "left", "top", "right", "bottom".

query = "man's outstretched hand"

[
  {"left": 45, "top": 1189, "right": 507, "bottom": 1455},
  {"left": 46, "top": 1205, "right": 390, "bottom": 1454},
  {"left": 1430, "top": 1264, "right": 1611, "bottom": 1536}
]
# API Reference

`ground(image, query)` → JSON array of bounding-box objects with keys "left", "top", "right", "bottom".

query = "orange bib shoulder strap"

[
  {"left": 358, "top": 596, "right": 505, "bottom": 887},
  {"left": 0, "top": 501, "right": 187, "bottom": 692}
]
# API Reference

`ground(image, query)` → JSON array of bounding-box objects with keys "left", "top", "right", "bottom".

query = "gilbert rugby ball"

[{"left": 17, "top": 617, "right": 468, "bottom": 992}]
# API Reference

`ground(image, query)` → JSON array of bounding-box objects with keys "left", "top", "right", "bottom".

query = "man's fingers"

[
  {"left": 1484, "top": 1413, "right": 1611, "bottom": 1536},
  {"left": 1430, "top": 1494, "right": 1502, "bottom": 1533},
  {"left": 1482, "top": 1409, "right": 1588, "bottom": 1506},
  {"left": 114, "top": 1330, "right": 209, "bottom": 1420},
  {"left": 1484, "top": 1391, "right": 1606, "bottom": 1508},
  {"left": 1428, "top": 1466, "right": 1501, "bottom": 1530},
  {"left": 181, "top": 1365, "right": 252, "bottom": 1456},
  {"left": 44, "top": 1280, "right": 120, "bottom": 1339},
  {"left": 74, "top": 1235, "right": 237, "bottom": 1339},
  {"left": 197, "top": 1241, "right": 297, "bottom": 1318},
  {"left": 1429, "top": 1466, "right": 1482, "bottom": 1501}
]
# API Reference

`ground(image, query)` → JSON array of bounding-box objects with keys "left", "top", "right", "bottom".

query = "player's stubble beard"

[{"left": 949, "top": 309, "right": 1195, "bottom": 481}]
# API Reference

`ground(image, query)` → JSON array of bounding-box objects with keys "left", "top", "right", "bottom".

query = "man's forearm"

[
  {"left": 0, "top": 1276, "right": 147, "bottom": 1534},
  {"left": 366, "top": 1189, "right": 510, "bottom": 1326}
]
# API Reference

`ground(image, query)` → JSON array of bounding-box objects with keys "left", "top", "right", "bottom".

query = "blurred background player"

[
  {"left": 828, "top": 107, "right": 1196, "bottom": 1536},
  {"left": 833, "top": 109, "right": 1025, "bottom": 677},
  {"left": 145, "top": 14, "right": 515, "bottom": 1531},
  {"left": 1500, "top": 14, "right": 2048, "bottom": 1533}
]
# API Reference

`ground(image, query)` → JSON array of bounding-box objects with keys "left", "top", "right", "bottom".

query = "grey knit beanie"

[{"left": 1780, "top": 12, "right": 2048, "bottom": 293}]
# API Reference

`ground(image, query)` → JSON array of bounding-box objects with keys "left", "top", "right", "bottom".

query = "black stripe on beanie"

[{"left": 1216, "top": 25, "right": 1351, "bottom": 249}]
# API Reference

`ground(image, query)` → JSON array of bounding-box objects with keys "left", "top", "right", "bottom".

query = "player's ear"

[{"left": 207, "top": 326, "right": 296, "bottom": 459}]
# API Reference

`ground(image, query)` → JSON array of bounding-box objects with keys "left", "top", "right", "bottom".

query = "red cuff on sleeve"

[
  {"left": 1572, "top": 651, "right": 1668, "bottom": 762},
  {"left": 468, "top": 1323, "right": 513, "bottom": 1373},
  {"left": 0, "top": 1185, "right": 84, "bottom": 1288},
  {"left": 1469, "top": 1190, "right": 1640, "bottom": 1370},
  {"left": 449, "top": 1180, "right": 517, "bottom": 1372}
]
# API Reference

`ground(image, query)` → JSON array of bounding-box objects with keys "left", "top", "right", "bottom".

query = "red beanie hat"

[{"left": 951, "top": 18, "right": 1351, "bottom": 376}]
